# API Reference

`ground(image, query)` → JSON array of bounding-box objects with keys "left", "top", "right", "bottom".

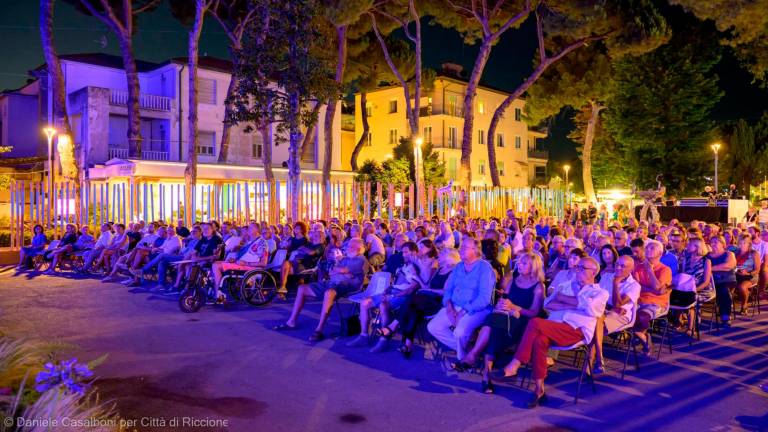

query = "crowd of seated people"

[{"left": 16, "top": 206, "right": 768, "bottom": 407}]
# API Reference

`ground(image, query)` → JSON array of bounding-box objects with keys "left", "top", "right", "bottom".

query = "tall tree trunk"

[
  {"left": 350, "top": 91, "right": 369, "bottom": 171},
  {"left": 288, "top": 91, "right": 302, "bottom": 223},
  {"left": 300, "top": 103, "right": 322, "bottom": 161},
  {"left": 581, "top": 100, "right": 604, "bottom": 204},
  {"left": 217, "top": 66, "right": 238, "bottom": 163},
  {"left": 459, "top": 37, "right": 493, "bottom": 189},
  {"left": 260, "top": 122, "right": 276, "bottom": 223},
  {"left": 118, "top": 36, "right": 143, "bottom": 159},
  {"left": 40, "top": 0, "right": 79, "bottom": 224},
  {"left": 184, "top": 0, "right": 207, "bottom": 227},
  {"left": 323, "top": 25, "right": 347, "bottom": 220}
]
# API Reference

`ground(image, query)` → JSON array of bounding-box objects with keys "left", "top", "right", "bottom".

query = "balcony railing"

[
  {"left": 528, "top": 149, "right": 549, "bottom": 159},
  {"left": 419, "top": 104, "right": 464, "bottom": 117},
  {"left": 108, "top": 147, "right": 170, "bottom": 161},
  {"left": 110, "top": 90, "right": 172, "bottom": 112}
]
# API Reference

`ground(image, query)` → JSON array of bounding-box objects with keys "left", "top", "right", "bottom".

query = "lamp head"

[
  {"left": 563, "top": 164, "right": 571, "bottom": 173},
  {"left": 43, "top": 127, "right": 57, "bottom": 139},
  {"left": 414, "top": 137, "right": 423, "bottom": 148},
  {"left": 711, "top": 143, "right": 721, "bottom": 153}
]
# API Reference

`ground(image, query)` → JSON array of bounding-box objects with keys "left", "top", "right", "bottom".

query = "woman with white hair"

[{"left": 435, "top": 221, "right": 455, "bottom": 249}]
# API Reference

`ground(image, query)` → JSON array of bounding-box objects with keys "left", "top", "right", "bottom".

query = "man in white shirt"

[
  {"left": 758, "top": 199, "right": 768, "bottom": 231},
  {"left": 500, "top": 257, "right": 608, "bottom": 408},
  {"left": 82, "top": 223, "right": 113, "bottom": 272},
  {"left": 593, "top": 256, "right": 641, "bottom": 373},
  {"left": 364, "top": 224, "right": 386, "bottom": 268},
  {"left": 131, "top": 227, "right": 181, "bottom": 285}
]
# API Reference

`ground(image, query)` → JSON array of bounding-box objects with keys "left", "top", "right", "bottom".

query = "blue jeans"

[{"left": 147, "top": 253, "right": 182, "bottom": 286}]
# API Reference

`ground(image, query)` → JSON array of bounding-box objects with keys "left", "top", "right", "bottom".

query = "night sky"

[{"left": 1, "top": 0, "right": 767, "bottom": 164}]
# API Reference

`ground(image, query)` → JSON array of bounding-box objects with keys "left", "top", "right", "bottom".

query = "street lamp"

[
  {"left": 43, "top": 127, "right": 57, "bottom": 218},
  {"left": 563, "top": 164, "right": 571, "bottom": 191},
  {"left": 711, "top": 143, "right": 721, "bottom": 194},
  {"left": 414, "top": 136, "right": 424, "bottom": 216}
]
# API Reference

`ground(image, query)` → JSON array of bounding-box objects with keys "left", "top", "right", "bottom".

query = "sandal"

[
  {"left": 273, "top": 323, "right": 297, "bottom": 331},
  {"left": 308, "top": 330, "right": 325, "bottom": 342},
  {"left": 450, "top": 361, "right": 472, "bottom": 372}
]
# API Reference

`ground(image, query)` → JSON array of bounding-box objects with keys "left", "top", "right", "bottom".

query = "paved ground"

[{"left": 1, "top": 267, "right": 767, "bottom": 432}]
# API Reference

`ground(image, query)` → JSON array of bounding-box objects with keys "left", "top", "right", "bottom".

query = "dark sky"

[{"left": 1, "top": 0, "right": 767, "bottom": 164}]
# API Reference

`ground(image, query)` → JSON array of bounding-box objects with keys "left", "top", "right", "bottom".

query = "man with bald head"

[
  {"left": 593, "top": 255, "right": 641, "bottom": 373},
  {"left": 500, "top": 257, "right": 608, "bottom": 408}
]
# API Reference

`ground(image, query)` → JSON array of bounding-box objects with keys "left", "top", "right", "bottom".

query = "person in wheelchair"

[
  {"left": 211, "top": 224, "right": 271, "bottom": 302},
  {"left": 18, "top": 224, "right": 47, "bottom": 270},
  {"left": 171, "top": 222, "right": 223, "bottom": 292},
  {"left": 278, "top": 227, "right": 325, "bottom": 296},
  {"left": 44, "top": 225, "right": 92, "bottom": 274},
  {"left": 346, "top": 241, "right": 425, "bottom": 351},
  {"left": 274, "top": 238, "right": 369, "bottom": 342}
]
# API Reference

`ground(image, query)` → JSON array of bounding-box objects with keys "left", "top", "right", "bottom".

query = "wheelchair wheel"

[
  {"left": 178, "top": 286, "right": 205, "bottom": 313},
  {"left": 240, "top": 270, "right": 278, "bottom": 306},
  {"left": 224, "top": 276, "right": 242, "bottom": 302}
]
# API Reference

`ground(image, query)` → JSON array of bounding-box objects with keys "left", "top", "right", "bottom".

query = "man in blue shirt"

[{"left": 428, "top": 238, "right": 495, "bottom": 361}]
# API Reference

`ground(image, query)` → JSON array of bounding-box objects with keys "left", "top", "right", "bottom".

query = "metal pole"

[{"left": 714, "top": 151, "right": 719, "bottom": 194}]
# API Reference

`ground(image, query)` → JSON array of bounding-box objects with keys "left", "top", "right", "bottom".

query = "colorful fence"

[{"left": 7, "top": 179, "right": 570, "bottom": 248}]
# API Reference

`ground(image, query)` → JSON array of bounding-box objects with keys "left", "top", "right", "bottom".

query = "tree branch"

[
  {"left": 535, "top": 8, "right": 545, "bottom": 63},
  {"left": 133, "top": 0, "right": 161, "bottom": 15},
  {"left": 491, "top": 0, "right": 531, "bottom": 39},
  {"left": 80, "top": 0, "right": 125, "bottom": 36}
]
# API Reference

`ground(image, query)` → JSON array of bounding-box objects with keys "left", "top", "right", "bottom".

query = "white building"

[{"left": 6, "top": 53, "right": 351, "bottom": 184}]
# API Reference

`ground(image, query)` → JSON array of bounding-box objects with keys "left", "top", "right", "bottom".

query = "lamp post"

[
  {"left": 711, "top": 143, "right": 721, "bottom": 194},
  {"left": 43, "top": 127, "right": 57, "bottom": 220},
  {"left": 414, "top": 136, "right": 424, "bottom": 216}
]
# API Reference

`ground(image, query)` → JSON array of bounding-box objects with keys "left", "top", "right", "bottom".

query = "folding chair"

[
  {"left": 348, "top": 272, "right": 392, "bottom": 339},
  {"left": 550, "top": 342, "right": 595, "bottom": 404},
  {"left": 748, "top": 283, "right": 761, "bottom": 317}
]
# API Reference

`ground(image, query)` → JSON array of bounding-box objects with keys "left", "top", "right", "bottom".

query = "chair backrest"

[
  {"left": 363, "top": 271, "right": 391, "bottom": 297},
  {"left": 268, "top": 249, "right": 287, "bottom": 269}
]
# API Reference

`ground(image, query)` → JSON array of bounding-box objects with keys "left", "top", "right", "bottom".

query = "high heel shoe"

[
  {"left": 526, "top": 392, "right": 547, "bottom": 408},
  {"left": 397, "top": 344, "right": 412, "bottom": 359}
]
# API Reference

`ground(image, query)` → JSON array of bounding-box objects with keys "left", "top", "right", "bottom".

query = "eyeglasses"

[{"left": 576, "top": 265, "right": 598, "bottom": 273}]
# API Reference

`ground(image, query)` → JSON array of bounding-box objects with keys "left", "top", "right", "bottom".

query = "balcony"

[
  {"left": 108, "top": 146, "right": 170, "bottom": 161},
  {"left": 419, "top": 104, "right": 463, "bottom": 117},
  {"left": 528, "top": 148, "right": 549, "bottom": 159},
  {"left": 110, "top": 90, "right": 172, "bottom": 112}
]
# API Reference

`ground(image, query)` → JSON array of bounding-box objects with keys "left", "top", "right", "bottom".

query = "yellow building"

[{"left": 347, "top": 70, "right": 548, "bottom": 187}]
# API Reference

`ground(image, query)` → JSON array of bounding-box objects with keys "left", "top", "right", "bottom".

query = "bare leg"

[
  {"left": 464, "top": 326, "right": 492, "bottom": 365},
  {"left": 592, "top": 315, "right": 605, "bottom": 367},
  {"left": 315, "top": 288, "right": 337, "bottom": 332},
  {"left": 359, "top": 298, "right": 373, "bottom": 336},
  {"left": 286, "top": 284, "right": 314, "bottom": 326},
  {"left": 737, "top": 281, "right": 750, "bottom": 312},
  {"left": 280, "top": 261, "right": 293, "bottom": 290}
]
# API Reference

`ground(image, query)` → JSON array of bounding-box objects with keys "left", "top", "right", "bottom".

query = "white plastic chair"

[{"left": 267, "top": 249, "right": 287, "bottom": 270}]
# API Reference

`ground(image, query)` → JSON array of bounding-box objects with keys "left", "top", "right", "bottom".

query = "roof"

[
  {"left": 358, "top": 73, "right": 526, "bottom": 100},
  {"left": 168, "top": 56, "right": 233, "bottom": 74},
  {"left": 51, "top": 53, "right": 164, "bottom": 72}
]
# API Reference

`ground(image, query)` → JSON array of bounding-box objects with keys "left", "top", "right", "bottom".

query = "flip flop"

[
  {"left": 308, "top": 330, "right": 325, "bottom": 342},
  {"left": 273, "top": 323, "right": 297, "bottom": 331}
]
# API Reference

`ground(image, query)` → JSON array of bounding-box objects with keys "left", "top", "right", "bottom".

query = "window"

[
  {"left": 423, "top": 126, "right": 432, "bottom": 144},
  {"left": 365, "top": 103, "right": 373, "bottom": 117},
  {"left": 389, "top": 129, "right": 398, "bottom": 145},
  {"left": 535, "top": 166, "right": 546, "bottom": 178},
  {"left": 364, "top": 132, "right": 372, "bottom": 147},
  {"left": 448, "top": 127, "right": 458, "bottom": 148},
  {"left": 478, "top": 100, "right": 485, "bottom": 114},
  {"left": 478, "top": 129, "right": 485, "bottom": 145},
  {"left": 514, "top": 107, "right": 522, "bottom": 121},
  {"left": 251, "top": 133, "right": 263, "bottom": 158},
  {"left": 479, "top": 160, "right": 486, "bottom": 175},
  {"left": 496, "top": 133, "right": 505, "bottom": 147},
  {"left": 498, "top": 161, "right": 505, "bottom": 177},
  {"left": 515, "top": 136, "right": 522, "bottom": 149},
  {"left": 199, "top": 78, "right": 217, "bottom": 105},
  {"left": 448, "top": 94, "right": 459, "bottom": 116},
  {"left": 448, "top": 158, "right": 458, "bottom": 180},
  {"left": 197, "top": 131, "right": 216, "bottom": 155},
  {"left": 389, "top": 99, "right": 397, "bottom": 113}
]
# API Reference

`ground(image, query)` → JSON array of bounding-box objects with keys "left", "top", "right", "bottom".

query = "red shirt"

[{"left": 633, "top": 261, "right": 672, "bottom": 308}]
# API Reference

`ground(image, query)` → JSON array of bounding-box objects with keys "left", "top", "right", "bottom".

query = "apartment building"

[
  {"left": 350, "top": 67, "right": 548, "bottom": 187},
  {"left": 3, "top": 53, "right": 351, "bottom": 184}
]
